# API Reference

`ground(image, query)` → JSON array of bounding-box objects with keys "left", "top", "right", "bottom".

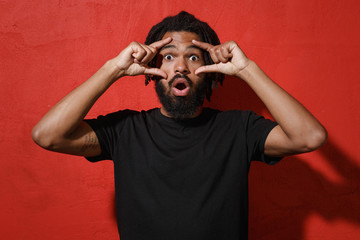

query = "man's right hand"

[
  {"left": 111, "top": 37, "right": 172, "bottom": 79},
  {"left": 31, "top": 37, "right": 173, "bottom": 157}
]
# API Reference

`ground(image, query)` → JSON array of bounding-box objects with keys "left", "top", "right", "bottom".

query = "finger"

[
  {"left": 193, "top": 40, "right": 220, "bottom": 63},
  {"left": 138, "top": 37, "right": 172, "bottom": 65},
  {"left": 150, "top": 37, "right": 172, "bottom": 50},
  {"left": 195, "top": 64, "right": 220, "bottom": 75},
  {"left": 216, "top": 48, "right": 228, "bottom": 63},
  {"left": 131, "top": 45, "right": 147, "bottom": 62},
  {"left": 138, "top": 45, "right": 154, "bottom": 64},
  {"left": 209, "top": 48, "right": 220, "bottom": 64},
  {"left": 192, "top": 40, "right": 214, "bottom": 51},
  {"left": 144, "top": 68, "right": 167, "bottom": 79},
  {"left": 220, "top": 46, "right": 233, "bottom": 60}
]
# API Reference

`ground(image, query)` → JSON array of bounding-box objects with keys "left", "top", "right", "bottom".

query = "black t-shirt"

[{"left": 85, "top": 108, "right": 280, "bottom": 240}]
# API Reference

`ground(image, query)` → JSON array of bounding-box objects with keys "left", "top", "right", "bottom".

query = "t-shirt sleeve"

[
  {"left": 242, "top": 110, "right": 282, "bottom": 165},
  {"left": 83, "top": 110, "right": 134, "bottom": 162}
]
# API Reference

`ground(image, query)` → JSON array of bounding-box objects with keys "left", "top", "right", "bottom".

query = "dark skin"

[{"left": 32, "top": 31, "right": 327, "bottom": 158}]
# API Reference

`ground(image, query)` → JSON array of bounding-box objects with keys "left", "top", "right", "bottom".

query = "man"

[{"left": 32, "top": 11, "right": 327, "bottom": 240}]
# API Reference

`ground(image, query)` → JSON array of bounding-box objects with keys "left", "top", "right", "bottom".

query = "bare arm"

[
  {"left": 236, "top": 60, "right": 327, "bottom": 156},
  {"left": 32, "top": 38, "right": 172, "bottom": 157},
  {"left": 193, "top": 40, "right": 327, "bottom": 157}
]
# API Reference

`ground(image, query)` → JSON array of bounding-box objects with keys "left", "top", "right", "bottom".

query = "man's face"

[{"left": 155, "top": 31, "right": 207, "bottom": 119}]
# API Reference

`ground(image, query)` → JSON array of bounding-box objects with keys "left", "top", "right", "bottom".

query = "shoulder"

[
  {"left": 101, "top": 108, "right": 162, "bottom": 125},
  {"left": 89, "top": 108, "right": 159, "bottom": 122},
  {"left": 206, "top": 108, "right": 277, "bottom": 131},
  {"left": 85, "top": 109, "right": 145, "bottom": 130}
]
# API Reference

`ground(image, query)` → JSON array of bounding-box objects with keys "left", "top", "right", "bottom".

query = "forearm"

[
  {"left": 32, "top": 60, "right": 121, "bottom": 148},
  {"left": 193, "top": 40, "right": 326, "bottom": 155},
  {"left": 237, "top": 60, "right": 327, "bottom": 151}
]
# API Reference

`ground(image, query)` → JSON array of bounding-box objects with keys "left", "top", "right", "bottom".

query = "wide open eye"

[
  {"left": 164, "top": 54, "right": 174, "bottom": 60},
  {"left": 189, "top": 55, "right": 200, "bottom": 61}
]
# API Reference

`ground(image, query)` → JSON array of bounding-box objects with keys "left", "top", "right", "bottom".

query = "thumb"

[
  {"left": 144, "top": 68, "right": 167, "bottom": 79},
  {"left": 195, "top": 64, "right": 220, "bottom": 75}
]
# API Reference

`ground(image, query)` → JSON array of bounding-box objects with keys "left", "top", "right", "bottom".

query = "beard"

[{"left": 155, "top": 74, "right": 207, "bottom": 120}]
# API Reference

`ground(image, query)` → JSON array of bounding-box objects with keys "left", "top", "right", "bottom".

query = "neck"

[{"left": 160, "top": 106, "right": 203, "bottom": 119}]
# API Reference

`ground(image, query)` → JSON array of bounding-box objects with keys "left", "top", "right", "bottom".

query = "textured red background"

[{"left": 1, "top": 0, "right": 359, "bottom": 239}]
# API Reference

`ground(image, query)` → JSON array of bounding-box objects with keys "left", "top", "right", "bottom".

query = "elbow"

[
  {"left": 31, "top": 125, "right": 56, "bottom": 150},
  {"left": 302, "top": 127, "right": 328, "bottom": 152}
]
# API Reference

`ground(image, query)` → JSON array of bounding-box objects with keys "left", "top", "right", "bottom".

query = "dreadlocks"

[{"left": 144, "top": 11, "right": 224, "bottom": 101}]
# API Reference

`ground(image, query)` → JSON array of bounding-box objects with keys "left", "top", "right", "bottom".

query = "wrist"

[
  {"left": 104, "top": 59, "right": 126, "bottom": 81},
  {"left": 235, "top": 60, "right": 257, "bottom": 81}
]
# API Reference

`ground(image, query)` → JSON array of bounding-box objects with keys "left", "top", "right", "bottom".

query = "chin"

[{"left": 155, "top": 80, "right": 206, "bottom": 119}]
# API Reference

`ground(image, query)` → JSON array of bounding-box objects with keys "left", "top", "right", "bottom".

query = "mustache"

[{"left": 169, "top": 74, "right": 193, "bottom": 87}]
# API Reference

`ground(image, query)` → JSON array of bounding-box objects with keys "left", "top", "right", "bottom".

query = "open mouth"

[
  {"left": 172, "top": 78, "right": 190, "bottom": 96},
  {"left": 175, "top": 82, "right": 187, "bottom": 90}
]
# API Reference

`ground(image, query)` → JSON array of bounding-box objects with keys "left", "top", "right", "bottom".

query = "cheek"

[
  {"left": 188, "top": 59, "right": 205, "bottom": 71},
  {"left": 196, "top": 74, "right": 206, "bottom": 85},
  {"left": 159, "top": 61, "right": 171, "bottom": 73},
  {"left": 191, "top": 72, "right": 205, "bottom": 87},
  {"left": 155, "top": 56, "right": 172, "bottom": 76},
  {"left": 158, "top": 79, "right": 170, "bottom": 91},
  {"left": 196, "top": 72, "right": 206, "bottom": 80}
]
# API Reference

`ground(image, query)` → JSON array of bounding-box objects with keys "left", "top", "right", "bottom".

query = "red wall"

[{"left": 1, "top": 0, "right": 359, "bottom": 239}]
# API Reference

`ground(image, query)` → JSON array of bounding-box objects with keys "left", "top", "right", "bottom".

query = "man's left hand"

[{"left": 193, "top": 40, "right": 251, "bottom": 77}]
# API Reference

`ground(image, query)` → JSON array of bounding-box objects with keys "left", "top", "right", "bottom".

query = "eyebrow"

[{"left": 160, "top": 44, "right": 203, "bottom": 51}]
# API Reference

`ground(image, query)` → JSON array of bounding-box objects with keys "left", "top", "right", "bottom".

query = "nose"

[{"left": 174, "top": 57, "right": 189, "bottom": 74}]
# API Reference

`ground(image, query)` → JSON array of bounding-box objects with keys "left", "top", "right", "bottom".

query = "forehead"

[{"left": 161, "top": 31, "right": 201, "bottom": 47}]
